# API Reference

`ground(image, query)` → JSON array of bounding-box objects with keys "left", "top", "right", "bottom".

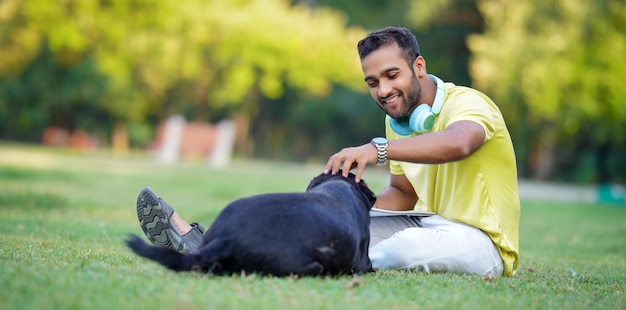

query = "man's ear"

[{"left": 412, "top": 56, "right": 426, "bottom": 77}]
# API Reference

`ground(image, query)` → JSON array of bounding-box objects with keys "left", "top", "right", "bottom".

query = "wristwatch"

[{"left": 370, "top": 137, "right": 389, "bottom": 165}]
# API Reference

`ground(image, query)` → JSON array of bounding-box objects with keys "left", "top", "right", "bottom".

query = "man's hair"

[{"left": 357, "top": 26, "right": 421, "bottom": 66}]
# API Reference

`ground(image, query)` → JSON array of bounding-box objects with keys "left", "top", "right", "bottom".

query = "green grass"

[{"left": 0, "top": 143, "right": 624, "bottom": 310}]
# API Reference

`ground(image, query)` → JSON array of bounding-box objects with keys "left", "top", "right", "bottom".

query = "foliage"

[
  {"left": 0, "top": 43, "right": 109, "bottom": 140},
  {"left": 0, "top": 0, "right": 365, "bottom": 122},
  {"left": 252, "top": 85, "right": 382, "bottom": 161},
  {"left": 0, "top": 0, "right": 625, "bottom": 184},
  {"left": 311, "top": 0, "right": 411, "bottom": 30},
  {"left": 467, "top": 0, "right": 626, "bottom": 183},
  {"left": 0, "top": 145, "right": 625, "bottom": 310},
  {"left": 407, "top": 0, "right": 455, "bottom": 29}
]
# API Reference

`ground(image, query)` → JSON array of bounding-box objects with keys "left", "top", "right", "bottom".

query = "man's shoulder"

[
  {"left": 443, "top": 84, "right": 501, "bottom": 118},
  {"left": 446, "top": 84, "right": 492, "bottom": 103}
]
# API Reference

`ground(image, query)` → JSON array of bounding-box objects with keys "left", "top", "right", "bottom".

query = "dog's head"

[{"left": 306, "top": 170, "right": 377, "bottom": 207}]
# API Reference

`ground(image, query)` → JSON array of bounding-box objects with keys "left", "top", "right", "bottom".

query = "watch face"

[{"left": 372, "top": 137, "right": 388, "bottom": 145}]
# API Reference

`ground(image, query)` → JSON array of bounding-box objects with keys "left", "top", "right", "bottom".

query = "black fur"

[{"left": 126, "top": 171, "right": 376, "bottom": 277}]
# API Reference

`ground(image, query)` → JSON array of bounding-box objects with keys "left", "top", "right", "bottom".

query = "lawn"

[{"left": 0, "top": 143, "right": 624, "bottom": 310}]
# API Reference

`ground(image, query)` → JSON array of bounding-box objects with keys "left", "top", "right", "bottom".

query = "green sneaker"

[{"left": 136, "top": 187, "right": 205, "bottom": 254}]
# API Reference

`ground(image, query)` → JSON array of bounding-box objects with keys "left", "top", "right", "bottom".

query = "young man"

[
  {"left": 135, "top": 26, "right": 520, "bottom": 277},
  {"left": 324, "top": 26, "right": 519, "bottom": 277}
]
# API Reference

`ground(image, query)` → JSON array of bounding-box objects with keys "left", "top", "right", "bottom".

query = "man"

[
  {"left": 324, "top": 26, "right": 519, "bottom": 277},
  {"left": 136, "top": 26, "right": 520, "bottom": 277}
]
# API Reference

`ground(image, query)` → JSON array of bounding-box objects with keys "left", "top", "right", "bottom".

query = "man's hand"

[{"left": 324, "top": 143, "right": 377, "bottom": 182}]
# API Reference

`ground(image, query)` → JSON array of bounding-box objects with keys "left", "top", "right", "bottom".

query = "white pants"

[{"left": 368, "top": 215, "right": 504, "bottom": 276}]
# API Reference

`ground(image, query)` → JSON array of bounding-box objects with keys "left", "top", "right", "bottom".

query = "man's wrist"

[{"left": 370, "top": 137, "right": 389, "bottom": 165}]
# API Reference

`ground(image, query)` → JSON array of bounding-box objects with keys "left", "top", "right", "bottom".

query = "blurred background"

[{"left": 0, "top": 0, "right": 624, "bottom": 197}]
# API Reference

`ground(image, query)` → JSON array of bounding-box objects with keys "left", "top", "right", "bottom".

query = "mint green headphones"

[{"left": 389, "top": 74, "right": 445, "bottom": 135}]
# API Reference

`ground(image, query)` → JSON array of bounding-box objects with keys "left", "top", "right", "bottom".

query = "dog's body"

[{"left": 126, "top": 172, "right": 376, "bottom": 276}]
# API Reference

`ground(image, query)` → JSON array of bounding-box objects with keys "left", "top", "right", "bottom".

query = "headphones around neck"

[{"left": 389, "top": 74, "right": 446, "bottom": 135}]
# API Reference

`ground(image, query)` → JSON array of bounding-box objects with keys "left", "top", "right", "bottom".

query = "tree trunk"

[
  {"left": 112, "top": 122, "right": 129, "bottom": 154},
  {"left": 532, "top": 123, "right": 557, "bottom": 180}
]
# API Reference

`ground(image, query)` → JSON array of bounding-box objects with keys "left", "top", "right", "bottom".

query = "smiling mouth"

[{"left": 381, "top": 94, "right": 400, "bottom": 105}]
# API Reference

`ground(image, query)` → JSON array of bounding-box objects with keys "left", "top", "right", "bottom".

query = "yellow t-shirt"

[{"left": 386, "top": 82, "right": 520, "bottom": 277}]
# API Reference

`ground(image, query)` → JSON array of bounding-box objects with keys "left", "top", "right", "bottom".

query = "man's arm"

[
  {"left": 374, "top": 173, "right": 418, "bottom": 211},
  {"left": 324, "top": 120, "right": 486, "bottom": 182},
  {"left": 387, "top": 120, "right": 485, "bottom": 164}
]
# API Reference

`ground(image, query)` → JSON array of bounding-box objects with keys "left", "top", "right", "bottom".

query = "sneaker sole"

[{"left": 136, "top": 187, "right": 188, "bottom": 253}]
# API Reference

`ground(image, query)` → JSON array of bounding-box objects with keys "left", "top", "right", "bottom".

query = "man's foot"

[{"left": 136, "top": 187, "right": 205, "bottom": 254}]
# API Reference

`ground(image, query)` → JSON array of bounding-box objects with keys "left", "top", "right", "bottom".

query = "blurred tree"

[
  {"left": 305, "top": 0, "right": 411, "bottom": 29},
  {"left": 0, "top": 0, "right": 178, "bottom": 145},
  {"left": 0, "top": 0, "right": 366, "bottom": 152},
  {"left": 309, "top": 0, "right": 482, "bottom": 85},
  {"left": 175, "top": 0, "right": 367, "bottom": 155},
  {"left": 408, "top": 0, "right": 484, "bottom": 87},
  {"left": 0, "top": 42, "right": 109, "bottom": 141},
  {"left": 468, "top": 0, "right": 626, "bottom": 183},
  {"left": 3, "top": 0, "right": 621, "bottom": 183}
]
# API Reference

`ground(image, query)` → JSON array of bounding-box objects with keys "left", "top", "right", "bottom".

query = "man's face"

[{"left": 361, "top": 43, "right": 421, "bottom": 119}]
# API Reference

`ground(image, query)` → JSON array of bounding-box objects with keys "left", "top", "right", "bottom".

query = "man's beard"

[{"left": 386, "top": 75, "right": 422, "bottom": 119}]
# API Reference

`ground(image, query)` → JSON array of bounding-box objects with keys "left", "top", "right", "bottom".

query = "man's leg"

[
  {"left": 136, "top": 187, "right": 205, "bottom": 254},
  {"left": 369, "top": 216, "right": 422, "bottom": 247},
  {"left": 369, "top": 215, "right": 503, "bottom": 276}
]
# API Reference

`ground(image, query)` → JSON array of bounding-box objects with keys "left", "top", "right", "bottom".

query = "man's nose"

[{"left": 377, "top": 80, "right": 393, "bottom": 99}]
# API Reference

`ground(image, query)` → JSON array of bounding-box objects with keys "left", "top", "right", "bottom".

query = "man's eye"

[
  {"left": 388, "top": 73, "right": 399, "bottom": 79},
  {"left": 367, "top": 81, "right": 378, "bottom": 87}
]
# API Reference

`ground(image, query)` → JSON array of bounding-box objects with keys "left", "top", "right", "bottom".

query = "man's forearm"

[{"left": 374, "top": 186, "right": 417, "bottom": 211}]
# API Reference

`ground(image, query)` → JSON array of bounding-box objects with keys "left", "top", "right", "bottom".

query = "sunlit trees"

[
  {"left": 1, "top": 0, "right": 624, "bottom": 183},
  {"left": 0, "top": 0, "right": 365, "bottom": 148},
  {"left": 468, "top": 0, "right": 626, "bottom": 182}
]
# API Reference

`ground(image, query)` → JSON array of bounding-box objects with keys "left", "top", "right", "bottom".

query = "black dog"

[{"left": 126, "top": 172, "right": 376, "bottom": 276}]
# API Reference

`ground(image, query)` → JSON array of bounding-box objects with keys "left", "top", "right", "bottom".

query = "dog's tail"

[{"left": 126, "top": 234, "right": 198, "bottom": 272}]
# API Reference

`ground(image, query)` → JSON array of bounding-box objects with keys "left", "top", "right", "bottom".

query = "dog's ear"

[
  {"left": 306, "top": 171, "right": 376, "bottom": 206},
  {"left": 325, "top": 171, "right": 377, "bottom": 208},
  {"left": 355, "top": 178, "right": 377, "bottom": 208},
  {"left": 306, "top": 169, "right": 349, "bottom": 191},
  {"left": 342, "top": 172, "right": 377, "bottom": 207},
  {"left": 306, "top": 172, "right": 334, "bottom": 191}
]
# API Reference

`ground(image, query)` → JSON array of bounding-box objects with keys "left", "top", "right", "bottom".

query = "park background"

[
  {"left": 1, "top": 1, "right": 625, "bottom": 309},
  {"left": 1, "top": 0, "right": 625, "bottom": 194}
]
